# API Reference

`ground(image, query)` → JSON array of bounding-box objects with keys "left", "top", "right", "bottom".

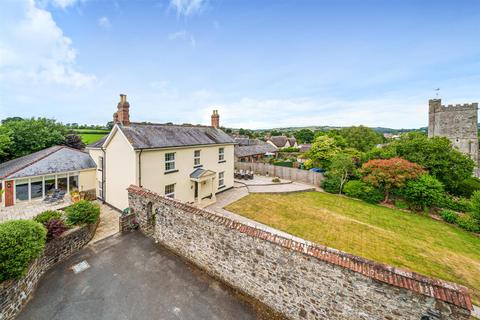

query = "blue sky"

[{"left": 1, "top": 0, "right": 480, "bottom": 129}]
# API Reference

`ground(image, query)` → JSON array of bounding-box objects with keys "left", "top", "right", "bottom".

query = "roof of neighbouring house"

[
  {"left": 234, "top": 138, "right": 264, "bottom": 146},
  {"left": 234, "top": 143, "right": 278, "bottom": 158},
  {"left": 89, "top": 123, "right": 235, "bottom": 149},
  {"left": 0, "top": 146, "right": 96, "bottom": 179},
  {"left": 299, "top": 144, "right": 311, "bottom": 153},
  {"left": 287, "top": 138, "right": 297, "bottom": 146},
  {"left": 268, "top": 136, "right": 289, "bottom": 147}
]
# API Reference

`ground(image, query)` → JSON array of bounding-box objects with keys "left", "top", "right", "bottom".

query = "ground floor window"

[
  {"left": 218, "top": 172, "right": 225, "bottom": 187},
  {"left": 45, "top": 176, "right": 55, "bottom": 195},
  {"left": 15, "top": 179, "right": 29, "bottom": 201},
  {"left": 98, "top": 181, "right": 103, "bottom": 199},
  {"left": 57, "top": 174, "right": 67, "bottom": 191},
  {"left": 69, "top": 175, "right": 79, "bottom": 192},
  {"left": 165, "top": 184, "right": 175, "bottom": 198},
  {"left": 30, "top": 177, "right": 43, "bottom": 199}
]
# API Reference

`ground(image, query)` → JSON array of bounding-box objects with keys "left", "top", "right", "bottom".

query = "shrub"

[
  {"left": 44, "top": 219, "right": 69, "bottom": 240},
  {"left": 469, "top": 190, "right": 480, "bottom": 222},
  {"left": 33, "top": 210, "right": 62, "bottom": 225},
  {"left": 0, "top": 220, "right": 47, "bottom": 281},
  {"left": 322, "top": 174, "right": 341, "bottom": 193},
  {"left": 440, "top": 210, "right": 458, "bottom": 224},
  {"left": 343, "top": 180, "right": 384, "bottom": 204},
  {"left": 65, "top": 200, "right": 100, "bottom": 225},
  {"left": 440, "top": 195, "right": 470, "bottom": 213},
  {"left": 278, "top": 147, "right": 300, "bottom": 153},
  {"left": 456, "top": 177, "right": 480, "bottom": 198},
  {"left": 271, "top": 177, "right": 281, "bottom": 183},
  {"left": 394, "top": 199, "right": 409, "bottom": 210},
  {"left": 401, "top": 175, "right": 444, "bottom": 211},
  {"left": 456, "top": 214, "right": 480, "bottom": 233}
]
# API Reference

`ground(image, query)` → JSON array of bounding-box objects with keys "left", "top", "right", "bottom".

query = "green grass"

[
  {"left": 225, "top": 192, "right": 480, "bottom": 304},
  {"left": 79, "top": 133, "right": 107, "bottom": 144}
]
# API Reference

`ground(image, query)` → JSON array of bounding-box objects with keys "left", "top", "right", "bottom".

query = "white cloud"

[
  {"left": 97, "top": 16, "right": 111, "bottom": 29},
  {"left": 49, "top": 0, "right": 83, "bottom": 9},
  {"left": 169, "top": 0, "right": 206, "bottom": 16},
  {"left": 0, "top": 0, "right": 95, "bottom": 87},
  {"left": 167, "top": 30, "right": 196, "bottom": 47}
]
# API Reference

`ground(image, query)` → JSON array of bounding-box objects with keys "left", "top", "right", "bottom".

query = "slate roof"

[
  {"left": 190, "top": 168, "right": 216, "bottom": 179},
  {"left": 90, "top": 123, "right": 235, "bottom": 150},
  {"left": 234, "top": 138, "right": 264, "bottom": 146},
  {"left": 0, "top": 146, "right": 96, "bottom": 179},
  {"left": 235, "top": 143, "right": 278, "bottom": 158}
]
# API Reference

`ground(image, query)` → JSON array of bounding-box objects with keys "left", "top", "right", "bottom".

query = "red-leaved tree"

[{"left": 361, "top": 157, "right": 425, "bottom": 203}]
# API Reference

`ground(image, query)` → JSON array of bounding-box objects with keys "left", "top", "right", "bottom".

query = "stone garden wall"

[
  {"left": 128, "top": 185, "right": 473, "bottom": 320},
  {"left": 235, "top": 162, "right": 324, "bottom": 186},
  {"left": 0, "top": 222, "right": 98, "bottom": 320}
]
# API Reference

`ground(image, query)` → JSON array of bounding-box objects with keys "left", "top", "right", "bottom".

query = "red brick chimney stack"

[
  {"left": 114, "top": 94, "right": 130, "bottom": 126},
  {"left": 211, "top": 109, "right": 219, "bottom": 128}
]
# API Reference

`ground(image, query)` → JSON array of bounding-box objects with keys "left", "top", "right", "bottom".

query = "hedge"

[
  {"left": 66, "top": 200, "right": 100, "bottom": 225},
  {"left": 0, "top": 220, "right": 47, "bottom": 281}
]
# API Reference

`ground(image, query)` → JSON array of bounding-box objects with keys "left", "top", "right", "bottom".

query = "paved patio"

[
  {"left": 0, "top": 197, "right": 72, "bottom": 223},
  {"left": 90, "top": 202, "right": 120, "bottom": 244},
  {"left": 18, "top": 231, "right": 258, "bottom": 320}
]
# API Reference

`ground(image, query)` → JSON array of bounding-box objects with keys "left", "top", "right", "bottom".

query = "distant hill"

[{"left": 244, "top": 126, "right": 428, "bottom": 134}]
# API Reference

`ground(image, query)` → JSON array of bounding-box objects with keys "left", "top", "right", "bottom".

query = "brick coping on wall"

[{"left": 127, "top": 185, "right": 473, "bottom": 311}]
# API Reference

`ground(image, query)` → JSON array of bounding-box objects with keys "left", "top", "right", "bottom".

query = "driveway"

[{"left": 18, "top": 232, "right": 258, "bottom": 320}]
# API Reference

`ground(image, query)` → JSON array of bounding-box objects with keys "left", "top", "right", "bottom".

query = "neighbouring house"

[
  {"left": 298, "top": 144, "right": 311, "bottom": 153},
  {"left": 234, "top": 138, "right": 277, "bottom": 162},
  {"left": 0, "top": 146, "right": 97, "bottom": 207},
  {"left": 86, "top": 94, "right": 235, "bottom": 211},
  {"left": 267, "top": 136, "right": 297, "bottom": 149}
]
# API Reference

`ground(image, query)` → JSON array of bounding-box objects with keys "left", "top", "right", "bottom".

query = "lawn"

[
  {"left": 79, "top": 133, "right": 107, "bottom": 144},
  {"left": 225, "top": 191, "right": 480, "bottom": 304},
  {"left": 74, "top": 129, "right": 109, "bottom": 144}
]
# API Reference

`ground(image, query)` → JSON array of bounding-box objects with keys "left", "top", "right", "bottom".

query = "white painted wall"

[{"left": 140, "top": 144, "right": 234, "bottom": 203}]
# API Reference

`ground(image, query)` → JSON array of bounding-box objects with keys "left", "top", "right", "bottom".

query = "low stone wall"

[
  {"left": 235, "top": 162, "right": 324, "bottom": 186},
  {"left": 128, "top": 185, "right": 472, "bottom": 320},
  {"left": 0, "top": 222, "right": 98, "bottom": 320}
]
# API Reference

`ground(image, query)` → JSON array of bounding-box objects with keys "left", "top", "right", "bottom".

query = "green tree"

[
  {"left": 304, "top": 135, "right": 340, "bottom": 169},
  {"left": 293, "top": 129, "right": 315, "bottom": 144},
  {"left": 1, "top": 118, "right": 67, "bottom": 161},
  {"left": 402, "top": 175, "right": 445, "bottom": 211},
  {"left": 339, "top": 126, "right": 384, "bottom": 152},
  {"left": 328, "top": 153, "right": 356, "bottom": 193},
  {"left": 392, "top": 132, "right": 475, "bottom": 193},
  {"left": 469, "top": 191, "right": 480, "bottom": 222},
  {"left": 0, "top": 126, "right": 13, "bottom": 158}
]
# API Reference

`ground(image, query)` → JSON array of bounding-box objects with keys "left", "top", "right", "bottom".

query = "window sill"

[
  {"left": 193, "top": 164, "right": 203, "bottom": 168},
  {"left": 164, "top": 169, "right": 179, "bottom": 175},
  {"left": 218, "top": 185, "right": 226, "bottom": 190},
  {"left": 218, "top": 160, "right": 226, "bottom": 164}
]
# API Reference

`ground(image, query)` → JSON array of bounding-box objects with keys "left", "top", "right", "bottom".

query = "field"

[
  {"left": 74, "top": 129, "right": 109, "bottom": 144},
  {"left": 225, "top": 191, "right": 480, "bottom": 303}
]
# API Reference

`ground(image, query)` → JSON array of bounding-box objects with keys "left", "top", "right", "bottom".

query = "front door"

[
  {"left": 4, "top": 180, "right": 14, "bottom": 207},
  {"left": 194, "top": 182, "right": 198, "bottom": 199}
]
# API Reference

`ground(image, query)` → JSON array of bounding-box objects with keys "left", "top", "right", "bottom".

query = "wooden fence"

[{"left": 235, "top": 162, "right": 324, "bottom": 187}]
